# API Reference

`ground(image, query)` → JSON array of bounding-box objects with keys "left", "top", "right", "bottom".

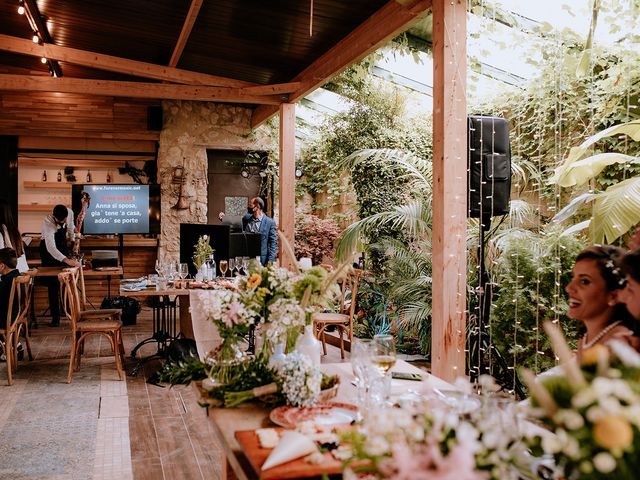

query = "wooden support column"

[
  {"left": 431, "top": 0, "right": 467, "bottom": 381},
  {"left": 278, "top": 103, "right": 296, "bottom": 270}
]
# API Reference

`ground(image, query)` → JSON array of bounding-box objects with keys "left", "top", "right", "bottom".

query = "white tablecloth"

[{"left": 189, "top": 290, "right": 222, "bottom": 360}]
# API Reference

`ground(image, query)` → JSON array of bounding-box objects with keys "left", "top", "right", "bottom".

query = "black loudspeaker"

[
  {"left": 467, "top": 115, "right": 511, "bottom": 218},
  {"left": 147, "top": 106, "right": 163, "bottom": 131}
]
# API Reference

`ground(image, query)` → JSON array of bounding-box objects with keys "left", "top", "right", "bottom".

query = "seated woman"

[
  {"left": 620, "top": 248, "right": 640, "bottom": 321},
  {"left": 566, "top": 245, "right": 639, "bottom": 360}
]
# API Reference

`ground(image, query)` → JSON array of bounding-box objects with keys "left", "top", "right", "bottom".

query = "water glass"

[{"left": 228, "top": 258, "right": 236, "bottom": 276}]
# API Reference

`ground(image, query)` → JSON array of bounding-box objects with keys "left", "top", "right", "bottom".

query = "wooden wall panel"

[{"left": 0, "top": 91, "right": 157, "bottom": 137}]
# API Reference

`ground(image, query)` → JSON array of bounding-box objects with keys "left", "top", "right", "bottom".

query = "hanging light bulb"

[
  {"left": 32, "top": 32, "right": 39, "bottom": 43},
  {"left": 41, "top": 57, "right": 47, "bottom": 64},
  {"left": 18, "top": 0, "right": 25, "bottom": 14}
]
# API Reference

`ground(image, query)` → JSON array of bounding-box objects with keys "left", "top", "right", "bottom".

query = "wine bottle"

[
  {"left": 57, "top": 170, "right": 62, "bottom": 182},
  {"left": 86, "top": 170, "right": 92, "bottom": 182},
  {"left": 42, "top": 170, "right": 47, "bottom": 182}
]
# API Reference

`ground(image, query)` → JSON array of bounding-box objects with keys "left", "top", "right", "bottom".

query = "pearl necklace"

[{"left": 581, "top": 320, "right": 622, "bottom": 350}]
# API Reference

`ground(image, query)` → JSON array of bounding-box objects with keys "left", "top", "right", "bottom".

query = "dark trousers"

[{"left": 42, "top": 276, "right": 61, "bottom": 324}]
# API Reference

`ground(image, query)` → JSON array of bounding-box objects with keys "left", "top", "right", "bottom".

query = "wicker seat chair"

[
  {"left": 312, "top": 268, "right": 363, "bottom": 359},
  {"left": 4, "top": 274, "right": 34, "bottom": 385},
  {"left": 58, "top": 269, "right": 124, "bottom": 383}
]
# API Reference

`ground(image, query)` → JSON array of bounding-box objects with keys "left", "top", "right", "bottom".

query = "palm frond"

[{"left": 552, "top": 192, "right": 598, "bottom": 224}]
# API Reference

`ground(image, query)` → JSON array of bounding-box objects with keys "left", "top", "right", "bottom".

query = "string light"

[
  {"left": 40, "top": 57, "right": 47, "bottom": 63},
  {"left": 32, "top": 32, "right": 39, "bottom": 43},
  {"left": 17, "top": 0, "right": 25, "bottom": 15}
]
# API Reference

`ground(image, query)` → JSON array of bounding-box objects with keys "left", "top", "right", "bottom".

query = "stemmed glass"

[
  {"left": 372, "top": 334, "right": 397, "bottom": 375},
  {"left": 242, "top": 256, "right": 250, "bottom": 275},
  {"left": 219, "top": 260, "right": 228, "bottom": 278},
  {"left": 179, "top": 263, "right": 189, "bottom": 281},
  {"left": 228, "top": 258, "right": 236, "bottom": 277},
  {"left": 351, "top": 338, "right": 376, "bottom": 413},
  {"left": 235, "top": 257, "right": 243, "bottom": 275}
]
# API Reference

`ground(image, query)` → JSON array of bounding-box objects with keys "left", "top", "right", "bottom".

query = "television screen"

[{"left": 72, "top": 184, "right": 161, "bottom": 235}]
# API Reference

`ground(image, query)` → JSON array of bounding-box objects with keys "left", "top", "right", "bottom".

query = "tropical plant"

[{"left": 551, "top": 119, "right": 640, "bottom": 243}]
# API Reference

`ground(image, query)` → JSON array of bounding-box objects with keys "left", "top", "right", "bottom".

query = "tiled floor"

[{"left": 0, "top": 306, "right": 348, "bottom": 480}]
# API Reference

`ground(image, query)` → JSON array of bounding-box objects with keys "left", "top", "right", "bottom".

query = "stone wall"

[{"left": 157, "top": 100, "right": 271, "bottom": 261}]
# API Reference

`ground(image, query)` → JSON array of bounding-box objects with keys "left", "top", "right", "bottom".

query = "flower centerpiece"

[
  {"left": 198, "top": 289, "right": 258, "bottom": 383},
  {"left": 237, "top": 258, "right": 340, "bottom": 353},
  {"left": 193, "top": 235, "right": 214, "bottom": 278},
  {"left": 522, "top": 322, "right": 640, "bottom": 479},
  {"left": 341, "top": 378, "right": 533, "bottom": 480}
]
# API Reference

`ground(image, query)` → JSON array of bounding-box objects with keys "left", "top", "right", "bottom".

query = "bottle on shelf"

[
  {"left": 86, "top": 170, "right": 92, "bottom": 183},
  {"left": 57, "top": 170, "right": 62, "bottom": 182},
  {"left": 106, "top": 171, "right": 112, "bottom": 183},
  {"left": 41, "top": 170, "right": 47, "bottom": 182}
]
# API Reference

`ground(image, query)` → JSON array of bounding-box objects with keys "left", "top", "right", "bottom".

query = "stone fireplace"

[{"left": 157, "top": 100, "right": 271, "bottom": 261}]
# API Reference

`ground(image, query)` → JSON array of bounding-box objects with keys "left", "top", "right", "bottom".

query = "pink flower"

[{"left": 225, "top": 301, "right": 244, "bottom": 327}]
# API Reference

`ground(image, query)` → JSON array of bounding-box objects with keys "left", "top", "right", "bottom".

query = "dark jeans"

[{"left": 41, "top": 276, "right": 61, "bottom": 324}]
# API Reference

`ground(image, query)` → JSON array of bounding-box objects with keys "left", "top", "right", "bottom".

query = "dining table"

[{"left": 194, "top": 359, "right": 454, "bottom": 480}]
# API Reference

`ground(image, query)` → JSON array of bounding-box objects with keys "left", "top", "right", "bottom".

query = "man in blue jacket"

[{"left": 243, "top": 197, "right": 277, "bottom": 266}]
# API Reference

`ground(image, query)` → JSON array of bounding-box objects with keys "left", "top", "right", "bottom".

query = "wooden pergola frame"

[{"left": 0, "top": 0, "right": 467, "bottom": 380}]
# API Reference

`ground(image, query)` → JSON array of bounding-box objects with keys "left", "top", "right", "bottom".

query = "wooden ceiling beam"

[
  {"left": 0, "top": 33, "right": 255, "bottom": 88},
  {"left": 242, "top": 82, "right": 302, "bottom": 96},
  {"left": 23, "top": 0, "right": 62, "bottom": 77},
  {"left": 251, "top": 0, "right": 432, "bottom": 128},
  {"left": 0, "top": 129, "right": 160, "bottom": 141},
  {"left": 169, "top": 0, "right": 204, "bottom": 67},
  {"left": 0, "top": 74, "right": 284, "bottom": 105}
]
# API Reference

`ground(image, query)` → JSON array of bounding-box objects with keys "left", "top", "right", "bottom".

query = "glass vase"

[{"left": 204, "top": 336, "right": 249, "bottom": 386}]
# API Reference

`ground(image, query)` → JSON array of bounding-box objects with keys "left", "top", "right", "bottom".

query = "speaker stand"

[{"left": 469, "top": 213, "right": 525, "bottom": 399}]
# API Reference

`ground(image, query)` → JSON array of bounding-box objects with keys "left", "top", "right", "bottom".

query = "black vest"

[{"left": 40, "top": 223, "right": 68, "bottom": 267}]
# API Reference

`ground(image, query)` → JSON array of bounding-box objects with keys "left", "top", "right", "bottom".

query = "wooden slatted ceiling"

[
  {"left": 0, "top": 0, "right": 388, "bottom": 85},
  {"left": 180, "top": 0, "right": 388, "bottom": 84}
]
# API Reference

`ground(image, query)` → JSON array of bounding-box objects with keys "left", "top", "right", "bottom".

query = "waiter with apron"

[{"left": 40, "top": 204, "right": 80, "bottom": 327}]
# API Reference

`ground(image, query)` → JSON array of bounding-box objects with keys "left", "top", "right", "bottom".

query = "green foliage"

[
  {"left": 489, "top": 227, "right": 584, "bottom": 373},
  {"left": 156, "top": 356, "right": 207, "bottom": 386}
]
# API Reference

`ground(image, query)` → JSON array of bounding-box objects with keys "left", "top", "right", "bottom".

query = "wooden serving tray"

[{"left": 235, "top": 429, "right": 343, "bottom": 480}]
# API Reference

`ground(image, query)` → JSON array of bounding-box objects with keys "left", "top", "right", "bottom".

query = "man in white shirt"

[{"left": 39, "top": 205, "right": 80, "bottom": 326}]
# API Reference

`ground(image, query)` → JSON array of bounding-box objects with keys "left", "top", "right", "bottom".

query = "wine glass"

[
  {"left": 155, "top": 259, "right": 162, "bottom": 276},
  {"left": 242, "top": 256, "right": 250, "bottom": 275},
  {"left": 179, "top": 263, "right": 189, "bottom": 280},
  {"left": 228, "top": 258, "right": 236, "bottom": 277},
  {"left": 219, "top": 260, "right": 228, "bottom": 278},
  {"left": 235, "top": 256, "right": 243, "bottom": 275},
  {"left": 372, "top": 334, "right": 396, "bottom": 375}
]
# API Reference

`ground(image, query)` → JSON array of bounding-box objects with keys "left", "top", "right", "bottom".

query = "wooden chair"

[
  {"left": 58, "top": 269, "right": 125, "bottom": 383},
  {"left": 74, "top": 266, "right": 121, "bottom": 321},
  {"left": 4, "top": 275, "right": 34, "bottom": 385},
  {"left": 312, "top": 268, "right": 363, "bottom": 359}
]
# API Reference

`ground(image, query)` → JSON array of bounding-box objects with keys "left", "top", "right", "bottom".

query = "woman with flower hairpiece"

[{"left": 565, "top": 245, "right": 639, "bottom": 361}]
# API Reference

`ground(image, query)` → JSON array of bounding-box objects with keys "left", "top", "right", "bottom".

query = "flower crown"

[{"left": 604, "top": 259, "right": 627, "bottom": 287}]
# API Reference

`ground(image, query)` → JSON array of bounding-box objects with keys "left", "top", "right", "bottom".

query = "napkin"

[{"left": 261, "top": 431, "right": 318, "bottom": 470}]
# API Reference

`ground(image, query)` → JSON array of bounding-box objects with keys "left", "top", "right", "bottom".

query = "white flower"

[
  {"left": 562, "top": 410, "right": 585, "bottom": 430},
  {"left": 593, "top": 452, "right": 617, "bottom": 473},
  {"left": 279, "top": 352, "right": 321, "bottom": 407},
  {"left": 365, "top": 435, "right": 389, "bottom": 456},
  {"left": 541, "top": 432, "right": 562, "bottom": 453}
]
